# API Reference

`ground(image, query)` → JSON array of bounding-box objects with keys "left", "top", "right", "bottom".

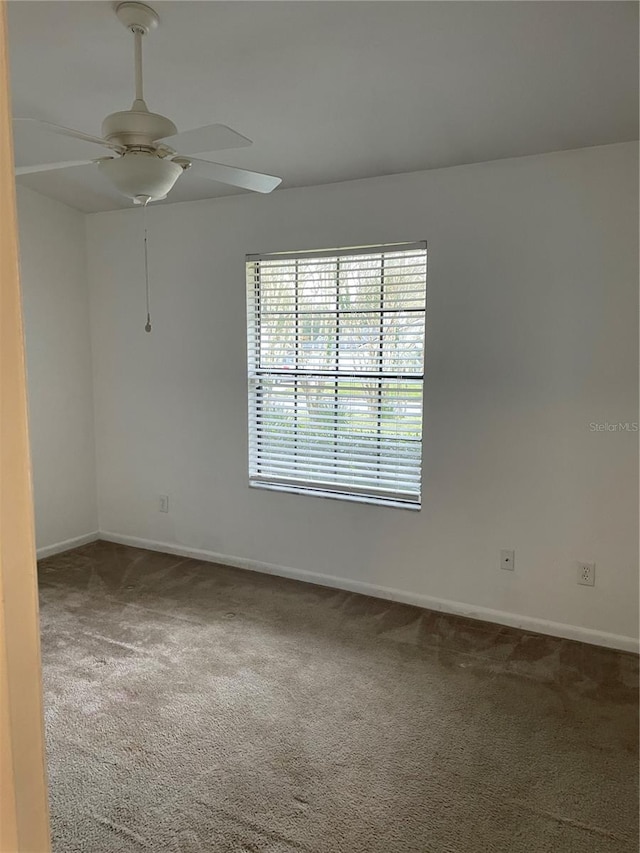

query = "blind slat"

[
  {"left": 249, "top": 453, "right": 420, "bottom": 475},
  {"left": 247, "top": 242, "right": 426, "bottom": 262},
  {"left": 251, "top": 432, "right": 421, "bottom": 447},
  {"left": 251, "top": 464, "right": 420, "bottom": 490}
]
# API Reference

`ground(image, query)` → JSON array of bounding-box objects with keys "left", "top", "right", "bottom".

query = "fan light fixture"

[{"left": 98, "top": 151, "right": 186, "bottom": 203}]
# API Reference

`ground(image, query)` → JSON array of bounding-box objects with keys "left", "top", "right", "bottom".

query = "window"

[{"left": 246, "top": 242, "right": 427, "bottom": 509}]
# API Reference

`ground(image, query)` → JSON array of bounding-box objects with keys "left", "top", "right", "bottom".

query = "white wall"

[
  {"left": 17, "top": 187, "right": 98, "bottom": 555},
  {"left": 86, "top": 142, "right": 638, "bottom": 648}
]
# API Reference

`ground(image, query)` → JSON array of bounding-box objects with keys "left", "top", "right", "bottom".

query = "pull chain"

[{"left": 143, "top": 198, "right": 151, "bottom": 332}]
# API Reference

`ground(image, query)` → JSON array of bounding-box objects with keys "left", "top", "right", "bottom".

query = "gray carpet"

[{"left": 39, "top": 541, "right": 638, "bottom": 853}]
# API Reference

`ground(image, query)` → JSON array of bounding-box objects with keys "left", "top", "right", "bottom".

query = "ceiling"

[{"left": 8, "top": 1, "right": 639, "bottom": 213}]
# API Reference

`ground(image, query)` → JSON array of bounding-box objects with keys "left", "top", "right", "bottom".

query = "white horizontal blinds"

[{"left": 247, "top": 243, "right": 427, "bottom": 506}]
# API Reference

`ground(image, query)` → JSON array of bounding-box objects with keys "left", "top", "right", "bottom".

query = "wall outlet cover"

[{"left": 577, "top": 562, "right": 595, "bottom": 586}]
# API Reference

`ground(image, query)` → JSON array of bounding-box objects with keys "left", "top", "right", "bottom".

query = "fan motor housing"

[{"left": 102, "top": 106, "right": 177, "bottom": 148}]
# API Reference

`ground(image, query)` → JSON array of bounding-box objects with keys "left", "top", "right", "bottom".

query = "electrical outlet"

[
  {"left": 500, "top": 549, "right": 515, "bottom": 571},
  {"left": 159, "top": 494, "right": 169, "bottom": 513},
  {"left": 577, "top": 562, "right": 595, "bottom": 586}
]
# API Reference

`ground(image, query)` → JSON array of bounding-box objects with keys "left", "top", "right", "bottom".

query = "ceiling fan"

[{"left": 13, "top": 1, "right": 282, "bottom": 204}]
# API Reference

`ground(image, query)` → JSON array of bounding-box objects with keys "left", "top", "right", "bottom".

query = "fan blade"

[
  {"left": 160, "top": 124, "right": 252, "bottom": 155},
  {"left": 15, "top": 159, "right": 99, "bottom": 176},
  {"left": 13, "top": 118, "right": 123, "bottom": 153},
  {"left": 185, "top": 158, "right": 281, "bottom": 193}
]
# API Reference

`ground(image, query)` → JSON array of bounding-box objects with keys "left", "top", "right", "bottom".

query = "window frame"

[{"left": 246, "top": 242, "right": 427, "bottom": 510}]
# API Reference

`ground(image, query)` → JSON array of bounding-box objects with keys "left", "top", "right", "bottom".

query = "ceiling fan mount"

[
  {"left": 13, "top": 2, "right": 282, "bottom": 203},
  {"left": 102, "top": 2, "right": 177, "bottom": 151},
  {"left": 115, "top": 1, "right": 159, "bottom": 35}
]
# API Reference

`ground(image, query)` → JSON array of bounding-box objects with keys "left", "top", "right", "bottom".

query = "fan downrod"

[{"left": 103, "top": 2, "right": 176, "bottom": 147}]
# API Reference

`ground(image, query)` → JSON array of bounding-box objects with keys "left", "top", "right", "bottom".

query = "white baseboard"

[
  {"left": 37, "top": 531, "right": 100, "bottom": 560},
  {"left": 98, "top": 531, "right": 639, "bottom": 654}
]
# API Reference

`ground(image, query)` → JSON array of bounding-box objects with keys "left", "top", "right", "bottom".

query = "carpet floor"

[{"left": 39, "top": 541, "right": 638, "bottom": 853}]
